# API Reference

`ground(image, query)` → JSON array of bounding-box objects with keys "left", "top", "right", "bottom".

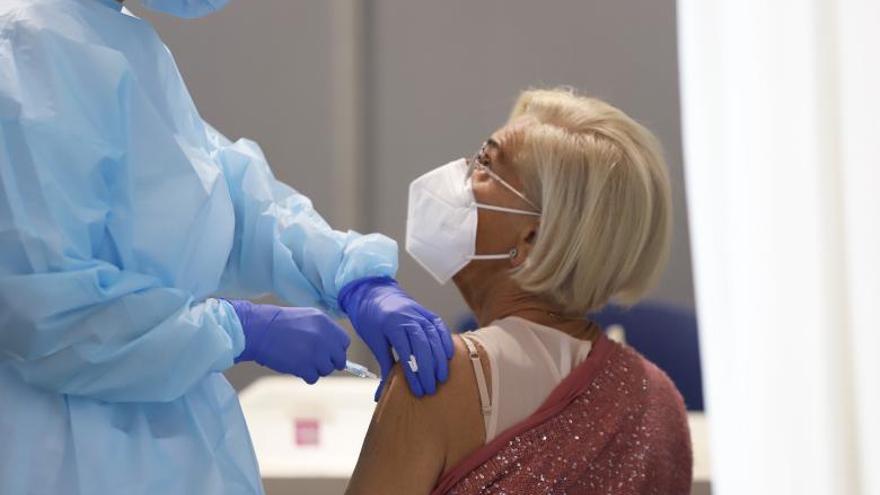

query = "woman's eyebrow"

[{"left": 486, "top": 138, "right": 501, "bottom": 149}]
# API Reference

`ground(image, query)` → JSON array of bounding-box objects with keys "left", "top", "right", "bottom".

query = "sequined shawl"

[{"left": 431, "top": 333, "right": 693, "bottom": 495}]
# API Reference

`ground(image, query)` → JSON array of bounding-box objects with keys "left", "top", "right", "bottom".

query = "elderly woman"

[{"left": 345, "top": 89, "right": 692, "bottom": 494}]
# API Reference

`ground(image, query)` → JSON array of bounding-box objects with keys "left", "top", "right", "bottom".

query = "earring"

[{"left": 509, "top": 247, "right": 518, "bottom": 259}]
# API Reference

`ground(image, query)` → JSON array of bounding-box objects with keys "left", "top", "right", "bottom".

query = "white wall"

[{"left": 132, "top": 0, "right": 692, "bottom": 389}]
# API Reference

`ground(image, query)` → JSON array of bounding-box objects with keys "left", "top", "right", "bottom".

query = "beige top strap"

[{"left": 461, "top": 335, "right": 492, "bottom": 419}]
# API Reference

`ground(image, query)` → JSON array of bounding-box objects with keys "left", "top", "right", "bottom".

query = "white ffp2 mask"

[{"left": 405, "top": 158, "right": 540, "bottom": 284}]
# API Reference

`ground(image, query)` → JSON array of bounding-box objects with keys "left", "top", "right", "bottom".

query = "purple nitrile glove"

[
  {"left": 229, "top": 300, "right": 350, "bottom": 385},
  {"left": 339, "top": 276, "right": 454, "bottom": 401}
]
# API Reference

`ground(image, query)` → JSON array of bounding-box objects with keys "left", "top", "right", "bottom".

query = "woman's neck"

[{"left": 454, "top": 268, "right": 599, "bottom": 341}]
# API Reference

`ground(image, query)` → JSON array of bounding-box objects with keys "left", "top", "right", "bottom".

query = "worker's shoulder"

[
  {"left": 1, "top": 0, "right": 145, "bottom": 55},
  {"left": 0, "top": 1, "right": 147, "bottom": 119},
  {"left": 2, "top": 0, "right": 83, "bottom": 37}
]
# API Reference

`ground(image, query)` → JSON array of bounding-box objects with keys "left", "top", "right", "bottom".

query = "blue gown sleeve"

[
  {"left": 0, "top": 17, "right": 244, "bottom": 402},
  {"left": 0, "top": 264, "right": 244, "bottom": 403},
  {"left": 209, "top": 129, "right": 399, "bottom": 314}
]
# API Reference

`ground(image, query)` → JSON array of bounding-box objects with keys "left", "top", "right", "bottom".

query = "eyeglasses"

[{"left": 466, "top": 141, "right": 541, "bottom": 212}]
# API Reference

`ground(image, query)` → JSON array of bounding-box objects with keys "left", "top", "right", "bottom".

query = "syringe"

[{"left": 344, "top": 360, "right": 378, "bottom": 379}]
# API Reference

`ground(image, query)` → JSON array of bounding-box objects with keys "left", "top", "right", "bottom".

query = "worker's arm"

[
  {"left": 207, "top": 128, "right": 453, "bottom": 400},
  {"left": 0, "top": 266, "right": 242, "bottom": 403},
  {"left": 208, "top": 126, "right": 398, "bottom": 314}
]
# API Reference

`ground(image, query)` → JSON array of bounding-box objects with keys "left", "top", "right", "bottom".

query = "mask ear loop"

[
  {"left": 474, "top": 203, "right": 541, "bottom": 216},
  {"left": 469, "top": 246, "right": 521, "bottom": 261},
  {"left": 468, "top": 205, "right": 538, "bottom": 261},
  {"left": 470, "top": 253, "right": 513, "bottom": 260}
]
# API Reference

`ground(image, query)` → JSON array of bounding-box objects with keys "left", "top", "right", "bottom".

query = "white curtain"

[{"left": 677, "top": 1, "right": 879, "bottom": 494}]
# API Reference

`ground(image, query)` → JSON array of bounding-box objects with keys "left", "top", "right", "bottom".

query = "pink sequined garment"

[{"left": 432, "top": 333, "right": 692, "bottom": 495}]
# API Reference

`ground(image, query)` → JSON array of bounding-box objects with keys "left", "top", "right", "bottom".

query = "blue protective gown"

[{"left": 0, "top": 0, "right": 397, "bottom": 493}]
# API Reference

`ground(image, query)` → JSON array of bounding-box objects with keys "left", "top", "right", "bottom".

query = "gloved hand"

[
  {"left": 339, "top": 276, "right": 454, "bottom": 400},
  {"left": 228, "top": 300, "right": 350, "bottom": 384}
]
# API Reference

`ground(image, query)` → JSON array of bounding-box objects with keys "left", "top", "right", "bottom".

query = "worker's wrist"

[
  {"left": 338, "top": 276, "right": 398, "bottom": 316},
  {"left": 226, "top": 299, "right": 262, "bottom": 364}
]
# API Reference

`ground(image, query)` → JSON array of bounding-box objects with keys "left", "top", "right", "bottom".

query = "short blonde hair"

[{"left": 503, "top": 88, "right": 672, "bottom": 314}]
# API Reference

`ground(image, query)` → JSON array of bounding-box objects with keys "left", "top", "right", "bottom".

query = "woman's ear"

[{"left": 511, "top": 221, "right": 539, "bottom": 267}]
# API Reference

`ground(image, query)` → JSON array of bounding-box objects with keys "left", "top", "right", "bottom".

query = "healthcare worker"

[{"left": 0, "top": 0, "right": 454, "bottom": 493}]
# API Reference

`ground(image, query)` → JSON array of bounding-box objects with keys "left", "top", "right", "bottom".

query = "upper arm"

[
  {"left": 346, "top": 336, "right": 489, "bottom": 494},
  {"left": 346, "top": 364, "right": 447, "bottom": 495}
]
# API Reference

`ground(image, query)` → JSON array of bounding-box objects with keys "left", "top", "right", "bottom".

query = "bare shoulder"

[
  {"left": 378, "top": 334, "right": 488, "bottom": 447},
  {"left": 346, "top": 336, "right": 490, "bottom": 494}
]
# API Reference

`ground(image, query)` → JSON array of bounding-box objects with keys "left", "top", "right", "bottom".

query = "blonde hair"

[{"left": 503, "top": 88, "right": 672, "bottom": 314}]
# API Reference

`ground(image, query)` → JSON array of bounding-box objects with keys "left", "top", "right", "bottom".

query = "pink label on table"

[{"left": 294, "top": 418, "right": 320, "bottom": 447}]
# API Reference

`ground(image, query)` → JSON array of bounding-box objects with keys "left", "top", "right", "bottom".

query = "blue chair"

[{"left": 454, "top": 301, "right": 704, "bottom": 411}]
